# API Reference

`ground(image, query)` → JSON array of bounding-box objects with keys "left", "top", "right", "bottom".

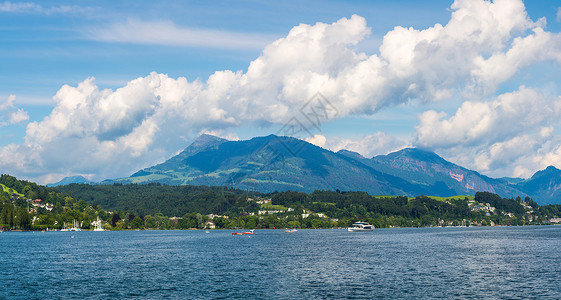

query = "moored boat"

[{"left": 93, "top": 217, "right": 105, "bottom": 231}]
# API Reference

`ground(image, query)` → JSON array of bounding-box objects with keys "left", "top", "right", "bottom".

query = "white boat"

[
  {"left": 347, "top": 221, "right": 374, "bottom": 232},
  {"left": 93, "top": 217, "right": 105, "bottom": 231},
  {"left": 60, "top": 222, "right": 70, "bottom": 231},
  {"left": 70, "top": 219, "right": 82, "bottom": 231}
]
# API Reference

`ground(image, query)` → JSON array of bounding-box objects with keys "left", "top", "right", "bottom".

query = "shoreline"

[{"left": 2, "top": 223, "right": 559, "bottom": 233}]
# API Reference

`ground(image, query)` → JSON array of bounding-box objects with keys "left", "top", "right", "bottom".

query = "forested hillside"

[
  {"left": 3, "top": 173, "right": 561, "bottom": 231},
  {"left": 57, "top": 182, "right": 253, "bottom": 217},
  {"left": 58, "top": 183, "right": 561, "bottom": 229}
]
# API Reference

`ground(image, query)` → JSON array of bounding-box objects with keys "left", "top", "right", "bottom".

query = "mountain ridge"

[{"left": 50, "top": 134, "right": 561, "bottom": 205}]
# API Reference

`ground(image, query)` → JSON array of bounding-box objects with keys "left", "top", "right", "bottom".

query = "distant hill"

[
  {"left": 47, "top": 175, "right": 91, "bottom": 187},
  {"left": 516, "top": 166, "right": 561, "bottom": 205},
  {"left": 91, "top": 133, "right": 561, "bottom": 204},
  {"left": 362, "top": 148, "right": 524, "bottom": 199}
]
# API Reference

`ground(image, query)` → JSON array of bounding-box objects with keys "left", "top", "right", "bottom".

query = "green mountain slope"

[
  {"left": 102, "top": 134, "right": 536, "bottom": 200},
  {"left": 109, "top": 135, "right": 439, "bottom": 195},
  {"left": 516, "top": 166, "right": 561, "bottom": 205},
  {"left": 81, "top": 134, "right": 561, "bottom": 204},
  {"left": 357, "top": 148, "right": 525, "bottom": 199}
]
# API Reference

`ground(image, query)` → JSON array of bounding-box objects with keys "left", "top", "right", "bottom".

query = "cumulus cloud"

[
  {"left": 0, "top": 95, "right": 29, "bottom": 126},
  {"left": 0, "top": 94, "right": 16, "bottom": 110},
  {"left": 439, "top": 132, "right": 561, "bottom": 179},
  {"left": 415, "top": 87, "right": 561, "bottom": 148},
  {"left": 306, "top": 134, "right": 328, "bottom": 148},
  {"left": 88, "top": 19, "right": 274, "bottom": 50},
  {"left": 8, "top": 109, "right": 29, "bottom": 124},
  {"left": 415, "top": 87, "right": 561, "bottom": 178},
  {"left": 327, "top": 132, "right": 409, "bottom": 158},
  {"left": 305, "top": 132, "right": 408, "bottom": 159},
  {"left": 3, "top": 0, "right": 561, "bottom": 183}
]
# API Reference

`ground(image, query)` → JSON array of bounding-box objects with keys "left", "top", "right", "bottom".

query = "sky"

[{"left": 2, "top": 0, "right": 561, "bottom": 184}]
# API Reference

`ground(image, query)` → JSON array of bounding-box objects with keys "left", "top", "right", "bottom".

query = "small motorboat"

[
  {"left": 242, "top": 229, "right": 255, "bottom": 235},
  {"left": 232, "top": 232, "right": 243, "bottom": 235},
  {"left": 285, "top": 229, "right": 297, "bottom": 233}
]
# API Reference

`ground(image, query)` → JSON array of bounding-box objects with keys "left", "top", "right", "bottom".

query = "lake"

[{"left": 1, "top": 226, "right": 560, "bottom": 299}]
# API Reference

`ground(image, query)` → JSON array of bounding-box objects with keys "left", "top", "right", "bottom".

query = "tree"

[
  {"left": 245, "top": 218, "right": 257, "bottom": 229},
  {"left": 130, "top": 216, "right": 143, "bottom": 229},
  {"left": 311, "top": 219, "right": 322, "bottom": 229},
  {"left": 111, "top": 212, "right": 121, "bottom": 227}
]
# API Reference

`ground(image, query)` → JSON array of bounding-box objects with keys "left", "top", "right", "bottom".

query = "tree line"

[{"left": 2, "top": 173, "right": 561, "bottom": 230}]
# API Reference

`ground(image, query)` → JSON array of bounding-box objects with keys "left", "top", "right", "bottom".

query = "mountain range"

[{"left": 49, "top": 134, "right": 561, "bottom": 205}]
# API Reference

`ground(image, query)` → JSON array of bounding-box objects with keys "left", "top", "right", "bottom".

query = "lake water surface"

[{"left": 1, "top": 226, "right": 560, "bottom": 299}]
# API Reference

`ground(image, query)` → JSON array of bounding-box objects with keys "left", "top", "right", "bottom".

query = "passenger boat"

[{"left": 347, "top": 221, "right": 374, "bottom": 232}]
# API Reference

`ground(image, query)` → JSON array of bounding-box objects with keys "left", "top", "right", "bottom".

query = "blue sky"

[{"left": 2, "top": 0, "right": 561, "bottom": 184}]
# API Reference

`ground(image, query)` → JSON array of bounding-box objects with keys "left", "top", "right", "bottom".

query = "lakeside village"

[{"left": 2, "top": 185, "right": 561, "bottom": 231}]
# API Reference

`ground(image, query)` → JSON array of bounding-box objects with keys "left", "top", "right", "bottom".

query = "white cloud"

[
  {"left": 415, "top": 87, "right": 561, "bottom": 148},
  {"left": 0, "top": 1, "right": 40, "bottom": 13},
  {"left": 414, "top": 87, "right": 561, "bottom": 178},
  {"left": 4, "top": 0, "right": 561, "bottom": 183},
  {"left": 439, "top": 132, "right": 561, "bottom": 179},
  {"left": 0, "top": 95, "right": 29, "bottom": 126},
  {"left": 88, "top": 19, "right": 274, "bottom": 50},
  {"left": 327, "top": 132, "right": 409, "bottom": 158},
  {"left": 8, "top": 109, "right": 29, "bottom": 124},
  {"left": 306, "top": 134, "right": 327, "bottom": 148},
  {"left": 0, "top": 94, "right": 16, "bottom": 110},
  {"left": 0, "top": 1, "right": 88, "bottom": 15},
  {"left": 198, "top": 129, "right": 239, "bottom": 142}
]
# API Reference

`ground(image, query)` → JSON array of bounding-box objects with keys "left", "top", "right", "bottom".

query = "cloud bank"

[
  {"left": 2, "top": 0, "right": 561, "bottom": 183},
  {"left": 415, "top": 87, "right": 561, "bottom": 178}
]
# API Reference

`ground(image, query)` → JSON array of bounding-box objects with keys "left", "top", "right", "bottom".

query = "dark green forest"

[{"left": 58, "top": 182, "right": 561, "bottom": 229}]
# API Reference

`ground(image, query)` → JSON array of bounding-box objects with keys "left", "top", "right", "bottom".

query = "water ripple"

[{"left": 0, "top": 227, "right": 560, "bottom": 299}]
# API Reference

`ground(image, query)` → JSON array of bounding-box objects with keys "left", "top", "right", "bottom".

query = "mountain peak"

[
  {"left": 184, "top": 134, "right": 230, "bottom": 154},
  {"left": 337, "top": 149, "right": 366, "bottom": 160},
  {"left": 105, "top": 134, "right": 558, "bottom": 205},
  {"left": 530, "top": 165, "right": 561, "bottom": 180},
  {"left": 193, "top": 133, "right": 228, "bottom": 145},
  {"left": 518, "top": 165, "right": 561, "bottom": 205},
  {"left": 46, "top": 175, "right": 90, "bottom": 187},
  {"left": 382, "top": 147, "right": 450, "bottom": 165}
]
